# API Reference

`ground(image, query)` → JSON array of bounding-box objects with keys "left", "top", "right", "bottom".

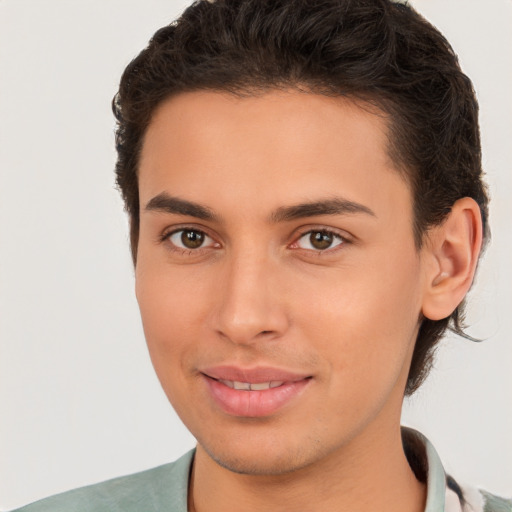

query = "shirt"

[{"left": 10, "top": 428, "right": 511, "bottom": 511}]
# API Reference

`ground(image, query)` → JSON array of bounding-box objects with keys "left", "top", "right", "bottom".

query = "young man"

[{"left": 10, "top": 0, "right": 510, "bottom": 511}]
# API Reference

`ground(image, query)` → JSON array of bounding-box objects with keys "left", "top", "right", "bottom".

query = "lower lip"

[{"left": 203, "top": 376, "right": 311, "bottom": 417}]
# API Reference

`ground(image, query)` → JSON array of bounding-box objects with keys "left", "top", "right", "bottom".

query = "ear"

[{"left": 421, "top": 197, "right": 483, "bottom": 321}]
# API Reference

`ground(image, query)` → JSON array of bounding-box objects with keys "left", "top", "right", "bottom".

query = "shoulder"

[
  {"left": 480, "top": 490, "right": 512, "bottom": 512},
  {"left": 449, "top": 480, "right": 511, "bottom": 512},
  {"left": 9, "top": 450, "right": 194, "bottom": 512},
  {"left": 402, "top": 427, "right": 510, "bottom": 512}
]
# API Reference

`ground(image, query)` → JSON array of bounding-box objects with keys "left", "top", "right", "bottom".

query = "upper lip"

[{"left": 201, "top": 365, "right": 311, "bottom": 383}]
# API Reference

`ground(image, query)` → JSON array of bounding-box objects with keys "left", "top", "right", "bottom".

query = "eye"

[
  {"left": 295, "top": 230, "right": 344, "bottom": 251},
  {"left": 167, "top": 228, "right": 215, "bottom": 250}
]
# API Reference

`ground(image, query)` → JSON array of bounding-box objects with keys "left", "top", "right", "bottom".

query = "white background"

[{"left": 0, "top": 0, "right": 511, "bottom": 509}]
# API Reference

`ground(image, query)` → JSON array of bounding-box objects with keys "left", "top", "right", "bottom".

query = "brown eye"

[
  {"left": 310, "top": 231, "right": 333, "bottom": 250},
  {"left": 168, "top": 229, "right": 213, "bottom": 250},
  {"left": 296, "top": 230, "right": 344, "bottom": 251},
  {"left": 181, "top": 230, "right": 204, "bottom": 248}
]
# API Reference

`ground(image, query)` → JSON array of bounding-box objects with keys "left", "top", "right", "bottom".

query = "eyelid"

[
  {"left": 288, "top": 226, "right": 352, "bottom": 252},
  {"left": 159, "top": 224, "right": 221, "bottom": 252},
  {"left": 158, "top": 223, "right": 352, "bottom": 254}
]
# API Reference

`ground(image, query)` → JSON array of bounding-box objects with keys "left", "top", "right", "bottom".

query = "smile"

[
  {"left": 217, "top": 379, "right": 284, "bottom": 390},
  {"left": 200, "top": 367, "right": 312, "bottom": 417}
]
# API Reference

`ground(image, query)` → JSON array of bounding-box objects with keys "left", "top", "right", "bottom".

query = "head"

[
  {"left": 113, "top": 0, "right": 488, "bottom": 397},
  {"left": 114, "top": 0, "right": 488, "bottom": 476}
]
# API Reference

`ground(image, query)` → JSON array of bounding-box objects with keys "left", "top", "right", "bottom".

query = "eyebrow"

[
  {"left": 144, "top": 193, "right": 375, "bottom": 223},
  {"left": 269, "top": 198, "right": 376, "bottom": 223},
  {"left": 145, "top": 193, "right": 218, "bottom": 221}
]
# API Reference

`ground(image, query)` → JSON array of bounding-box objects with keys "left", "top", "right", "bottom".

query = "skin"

[{"left": 135, "top": 90, "right": 481, "bottom": 511}]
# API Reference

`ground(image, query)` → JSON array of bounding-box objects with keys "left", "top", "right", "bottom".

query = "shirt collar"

[
  {"left": 178, "top": 427, "right": 449, "bottom": 512},
  {"left": 402, "top": 426, "right": 448, "bottom": 512}
]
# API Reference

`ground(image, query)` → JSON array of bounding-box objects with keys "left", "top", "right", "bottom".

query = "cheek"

[
  {"left": 134, "top": 267, "right": 213, "bottom": 421},
  {"left": 294, "top": 250, "right": 422, "bottom": 392},
  {"left": 135, "top": 264, "right": 209, "bottom": 369}
]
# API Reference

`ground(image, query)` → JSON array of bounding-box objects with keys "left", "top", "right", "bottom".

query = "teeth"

[
  {"left": 233, "top": 381, "right": 251, "bottom": 390},
  {"left": 219, "top": 379, "right": 235, "bottom": 389},
  {"left": 249, "top": 382, "right": 271, "bottom": 391},
  {"left": 218, "top": 379, "right": 284, "bottom": 391}
]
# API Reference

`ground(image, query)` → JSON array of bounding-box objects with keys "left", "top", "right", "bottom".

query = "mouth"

[
  {"left": 215, "top": 379, "right": 285, "bottom": 391},
  {"left": 200, "top": 366, "right": 312, "bottom": 417}
]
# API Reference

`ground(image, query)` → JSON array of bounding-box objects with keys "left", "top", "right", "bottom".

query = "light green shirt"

[{"left": 11, "top": 429, "right": 511, "bottom": 512}]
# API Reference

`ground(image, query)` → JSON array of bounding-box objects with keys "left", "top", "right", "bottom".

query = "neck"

[{"left": 189, "top": 421, "right": 426, "bottom": 512}]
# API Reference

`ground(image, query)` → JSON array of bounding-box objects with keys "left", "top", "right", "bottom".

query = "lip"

[
  {"left": 201, "top": 366, "right": 312, "bottom": 417},
  {"left": 201, "top": 365, "right": 310, "bottom": 383}
]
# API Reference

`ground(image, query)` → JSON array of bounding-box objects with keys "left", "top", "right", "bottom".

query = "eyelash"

[
  {"left": 160, "top": 226, "right": 348, "bottom": 256},
  {"left": 291, "top": 229, "right": 346, "bottom": 253},
  {"left": 160, "top": 227, "right": 218, "bottom": 255}
]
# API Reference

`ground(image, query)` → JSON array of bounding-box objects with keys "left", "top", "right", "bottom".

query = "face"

[{"left": 136, "top": 90, "right": 429, "bottom": 475}]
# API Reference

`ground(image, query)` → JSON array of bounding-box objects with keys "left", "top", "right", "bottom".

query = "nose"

[{"left": 213, "top": 249, "right": 289, "bottom": 345}]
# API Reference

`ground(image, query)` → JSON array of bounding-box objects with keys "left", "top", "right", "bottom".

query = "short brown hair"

[{"left": 113, "top": 0, "right": 489, "bottom": 394}]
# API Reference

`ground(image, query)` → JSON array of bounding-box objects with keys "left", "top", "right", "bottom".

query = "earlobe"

[{"left": 421, "top": 198, "right": 483, "bottom": 321}]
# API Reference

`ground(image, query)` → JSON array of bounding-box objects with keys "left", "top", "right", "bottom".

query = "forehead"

[{"left": 138, "top": 90, "right": 411, "bottom": 222}]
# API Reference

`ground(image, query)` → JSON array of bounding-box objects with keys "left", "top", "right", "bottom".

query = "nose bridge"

[{"left": 214, "top": 243, "right": 287, "bottom": 344}]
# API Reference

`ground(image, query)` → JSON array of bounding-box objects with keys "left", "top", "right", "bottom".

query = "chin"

[
  {"left": 205, "top": 448, "right": 307, "bottom": 476},
  {"left": 197, "top": 433, "right": 326, "bottom": 476}
]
